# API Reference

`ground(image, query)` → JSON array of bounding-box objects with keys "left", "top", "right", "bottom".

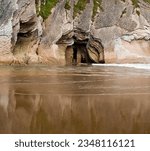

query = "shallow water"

[{"left": 0, "top": 65, "right": 150, "bottom": 134}]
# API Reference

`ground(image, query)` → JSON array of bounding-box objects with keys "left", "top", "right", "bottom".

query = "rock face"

[{"left": 0, "top": 0, "right": 150, "bottom": 65}]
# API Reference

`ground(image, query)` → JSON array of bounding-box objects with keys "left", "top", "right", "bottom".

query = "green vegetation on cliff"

[
  {"left": 131, "top": 0, "right": 139, "bottom": 7},
  {"left": 144, "top": 0, "right": 150, "bottom": 4},
  {"left": 37, "top": 0, "right": 150, "bottom": 20},
  {"left": 73, "top": 0, "right": 102, "bottom": 19},
  {"left": 65, "top": 0, "right": 71, "bottom": 10},
  {"left": 73, "top": 0, "right": 87, "bottom": 17},
  {"left": 92, "top": 0, "right": 102, "bottom": 18},
  {"left": 39, "top": 0, "right": 58, "bottom": 19},
  {"left": 131, "top": 0, "right": 150, "bottom": 16},
  {"left": 131, "top": 0, "right": 150, "bottom": 8}
]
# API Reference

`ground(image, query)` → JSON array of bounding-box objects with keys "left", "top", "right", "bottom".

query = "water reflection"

[{"left": 0, "top": 66, "right": 150, "bottom": 134}]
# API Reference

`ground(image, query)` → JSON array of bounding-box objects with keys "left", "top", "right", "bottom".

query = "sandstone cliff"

[{"left": 0, "top": 0, "right": 150, "bottom": 65}]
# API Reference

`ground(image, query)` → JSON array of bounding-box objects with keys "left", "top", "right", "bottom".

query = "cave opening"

[
  {"left": 58, "top": 30, "right": 105, "bottom": 65},
  {"left": 66, "top": 41, "right": 93, "bottom": 65},
  {"left": 72, "top": 42, "right": 91, "bottom": 64}
]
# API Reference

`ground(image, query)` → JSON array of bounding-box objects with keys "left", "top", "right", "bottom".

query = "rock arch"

[{"left": 57, "top": 28, "right": 105, "bottom": 65}]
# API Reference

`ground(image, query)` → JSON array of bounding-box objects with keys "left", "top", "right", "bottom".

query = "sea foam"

[{"left": 92, "top": 64, "right": 150, "bottom": 70}]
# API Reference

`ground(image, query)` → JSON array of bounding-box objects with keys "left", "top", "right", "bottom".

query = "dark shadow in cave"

[
  {"left": 72, "top": 42, "right": 92, "bottom": 65},
  {"left": 65, "top": 39, "right": 96, "bottom": 65},
  {"left": 59, "top": 32, "right": 105, "bottom": 65}
]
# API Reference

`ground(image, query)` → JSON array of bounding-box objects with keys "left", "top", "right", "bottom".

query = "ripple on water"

[{"left": 0, "top": 65, "right": 150, "bottom": 133}]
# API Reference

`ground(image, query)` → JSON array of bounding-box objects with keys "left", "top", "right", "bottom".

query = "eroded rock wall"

[
  {"left": 0, "top": 0, "right": 150, "bottom": 64},
  {"left": 0, "top": 0, "right": 42, "bottom": 64}
]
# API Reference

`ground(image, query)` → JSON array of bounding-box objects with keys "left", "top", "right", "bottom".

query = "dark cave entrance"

[
  {"left": 72, "top": 42, "right": 91, "bottom": 64},
  {"left": 58, "top": 31, "right": 105, "bottom": 65},
  {"left": 65, "top": 41, "right": 93, "bottom": 65}
]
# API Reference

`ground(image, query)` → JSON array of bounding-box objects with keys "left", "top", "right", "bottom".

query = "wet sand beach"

[{"left": 0, "top": 65, "right": 150, "bottom": 134}]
